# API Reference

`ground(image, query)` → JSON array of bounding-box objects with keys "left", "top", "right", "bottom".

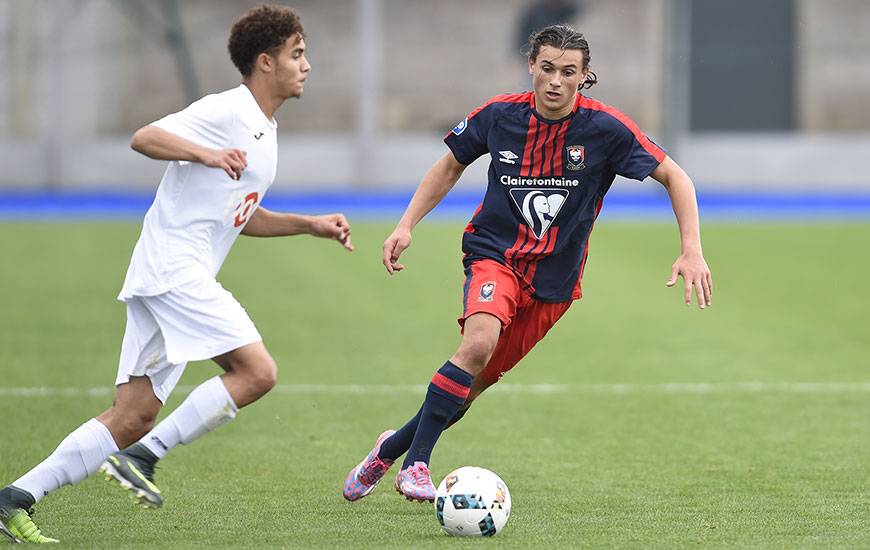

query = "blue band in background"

[{"left": 1, "top": 189, "right": 869, "bottom": 220}]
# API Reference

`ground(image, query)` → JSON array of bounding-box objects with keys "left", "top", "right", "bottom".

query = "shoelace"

[
  {"left": 358, "top": 458, "right": 388, "bottom": 485},
  {"left": 409, "top": 466, "right": 431, "bottom": 487}
]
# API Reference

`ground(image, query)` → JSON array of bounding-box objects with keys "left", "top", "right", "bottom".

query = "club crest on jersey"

[
  {"left": 509, "top": 188, "right": 569, "bottom": 239},
  {"left": 478, "top": 281, "right": 496, "bottom": 302},
  {"left": 566, "top": 145, "right": 586, "bottom": 170},
  {"left": 452, "top": 117, "right": 469, "bottom": 135}
]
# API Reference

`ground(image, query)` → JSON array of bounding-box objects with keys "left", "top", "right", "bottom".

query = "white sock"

[
  {"left": 13, "top": 418, "right": 119, "bottom": 503},
  {"left": 140, "top": 376, "right": 238, "bottom": 459}
]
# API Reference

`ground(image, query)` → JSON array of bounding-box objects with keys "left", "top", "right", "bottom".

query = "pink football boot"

[
  {"left": 394, "top": 461, "right": 437, "bottom": 502},
  {"left": 343, "top": 430, "right": 396, "bottom": 501}
]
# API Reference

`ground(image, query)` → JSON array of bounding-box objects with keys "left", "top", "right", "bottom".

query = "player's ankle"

[{"left": 0, "top": 486, "right": 36, "bottom": 510}]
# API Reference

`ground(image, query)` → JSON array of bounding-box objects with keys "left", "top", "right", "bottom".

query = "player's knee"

[
  {"left": 117, "top": 408, "right": 157, "bottom": 442},
  {"left": 249, "top": 357, "right": 278, "bottom": 396},
  {"left": 456, "top": 337, "right": 498, "bottom": 371}
]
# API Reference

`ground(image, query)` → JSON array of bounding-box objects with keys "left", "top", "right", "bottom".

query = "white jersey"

[{"left": 119, "top": 84, "right": 278, "bottom": 299}]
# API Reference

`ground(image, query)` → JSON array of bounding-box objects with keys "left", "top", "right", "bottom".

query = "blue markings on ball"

[
  {"left": 451, "top": 494, "right": 487, "bottom": 510},
  {"left": 478, "top": 513, "right": 497, "bottom": 536}
]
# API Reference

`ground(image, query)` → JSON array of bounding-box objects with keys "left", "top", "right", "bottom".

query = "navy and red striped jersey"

[{"left": 444, "top": 91, "right": 666, "bottom": 302}]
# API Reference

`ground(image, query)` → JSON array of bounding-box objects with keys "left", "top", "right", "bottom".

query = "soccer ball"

[{"left": 434, "top": 466, "right": 511, "bottom": 537}]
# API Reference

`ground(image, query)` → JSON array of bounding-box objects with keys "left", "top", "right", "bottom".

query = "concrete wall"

[{"left": 0, "top": 0, "right": 867, "bottom": 190}]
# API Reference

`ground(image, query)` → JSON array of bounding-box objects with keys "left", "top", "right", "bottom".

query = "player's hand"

[
  {"left": 202, "top": 148, "right": 247, "bottom": 180},
  {"left": 666, "top": 251, "right": 713, "bottom": 309},
  {"left": 383, "top": 227, "right": 412, "bottom": 275},
  {"left": 309, "top": 214, "right": 354, "bottom": 251}
]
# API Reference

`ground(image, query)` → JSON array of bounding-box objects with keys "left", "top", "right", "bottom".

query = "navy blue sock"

[
  {"left": 402, "top": 361, "right": 473, "bottom": 469},
  {"left": 445, "top": 404, "right": 470, "bottom": 429},
  {"left": 378, "top": 406, "right": 423, "bottom": 461}
]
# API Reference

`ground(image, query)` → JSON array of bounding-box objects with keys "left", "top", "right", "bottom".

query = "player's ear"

[
  {"left": 256, "top": 52, "right": 275, "bottom": 74},
  {"left": 528, "top": 57, "right": 534, "bottom": 75}
]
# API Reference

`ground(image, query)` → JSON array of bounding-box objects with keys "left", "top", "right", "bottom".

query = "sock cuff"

[
  {"left": 429, "top": 361, "right": 473, "bottom": 403},
  {"left": 202, "top": 375, "right": 239, "bottom": 413},
  {"left": 191, "top": 376, "right": 238, "bottom": 432},
  {"left": 86, "top": 418, "right": 120, "bottom": 454}
]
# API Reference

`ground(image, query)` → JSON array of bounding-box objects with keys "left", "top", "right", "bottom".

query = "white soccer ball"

[{"left": 434, "top": 466, "right": 511, "bottom": 537}]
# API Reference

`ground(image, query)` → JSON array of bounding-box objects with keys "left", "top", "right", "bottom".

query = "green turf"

[{"left": 1, "top": 220, "right": 868, "bottom": 548}]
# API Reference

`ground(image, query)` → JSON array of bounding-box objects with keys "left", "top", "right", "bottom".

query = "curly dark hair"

[
  {"left": 523, "top": 24, "right": 598, "bottom": 89},
  {"left": 228, "top": 4, "right": 305, "bottom": 78}
]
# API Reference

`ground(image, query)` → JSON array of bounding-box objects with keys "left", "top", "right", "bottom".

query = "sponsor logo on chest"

[{"left": 508, "top": 188, "right": 569, "bottom": 239}]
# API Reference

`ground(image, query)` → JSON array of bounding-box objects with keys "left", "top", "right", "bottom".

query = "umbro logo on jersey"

[
  {"left": 509, "top": 188, "right": 569, "bottom": 239},
  {"left": 566, "top": 144, "right": 586, "bottom": 170},
  {"left": 254, "top": 132, "right": 264, "bottom": 140},
  {"left": 498, "top": 150, "right": 518, "bottom": 164}
]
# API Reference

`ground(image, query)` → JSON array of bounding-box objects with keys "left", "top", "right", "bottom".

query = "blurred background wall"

[{"left": 0, "top": 0, "right": 867, "bottom": 191}]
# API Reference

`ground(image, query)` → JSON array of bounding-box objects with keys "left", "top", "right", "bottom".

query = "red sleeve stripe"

[
  {"left": 577, "top": 96, "right": 666, "bottom": 162},
  {"left": 431, "top": 372, "right": 470, "bottom": 400},
  {"left": 468, "top": 92, "right": 533, "bottom": 121}
]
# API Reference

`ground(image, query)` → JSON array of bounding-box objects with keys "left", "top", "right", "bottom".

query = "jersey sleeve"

[
  {"left": 443, "top": 103, "right": 498, "bottom": 165},
  {"left": 150, "top": 94, "right": 234, "bottom": 150},
  {"left": 604, "top": 112, "right": 667, "bottom": 181}
]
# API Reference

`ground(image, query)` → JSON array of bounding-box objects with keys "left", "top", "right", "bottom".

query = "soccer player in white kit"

[{"left": 0, "top": 6, "right": 351, "bottom": 544}]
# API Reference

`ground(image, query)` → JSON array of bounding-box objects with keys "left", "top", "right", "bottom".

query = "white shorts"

[{"left": 115, "top": 277, "right": 262, "bottom": 403}]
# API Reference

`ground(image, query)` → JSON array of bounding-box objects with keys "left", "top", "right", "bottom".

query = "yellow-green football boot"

[
  {"left": 0, "top": 487, "right": 58, "bottom": 544},
  {"left": 99, "top": 444, "right": 163, "bottom": 509}
]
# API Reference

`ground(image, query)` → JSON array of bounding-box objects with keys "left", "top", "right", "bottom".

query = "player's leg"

[
  {"left": 133, "top": 340, "right": 276, "bottom": 459},
  {"left": 0, "top": 377, "right": 161, "bottom": 543},
  {"left": 446, "top": 298, "right": 573, "bottom": 427},
  {"left": 98, "top": 297, "right": 190, "bottom": 508},
  {"left": 392, "top": 312, "right": 501, "bottom": 502},
  {"left": 344, "top": 260, "right": 516, "bottom": 502},
  {"left": 388, "top": 260, "right": 516, "bottom": 501},
  {"left": 1, "top": 299, "right": 168, "bottom": 542},
  {"left": 104, "top": 342, "right": 274, "bottom": 509},
  {"left": 102, "top": 277, "right": 266, "bottom": 506}
]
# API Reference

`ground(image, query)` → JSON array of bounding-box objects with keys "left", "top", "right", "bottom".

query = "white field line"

[{"left": 2, "top": 382, "right": 870, "bottom": 398}]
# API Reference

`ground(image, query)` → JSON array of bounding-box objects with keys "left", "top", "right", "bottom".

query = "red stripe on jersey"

[
  {"left": 577, "top": 95, "right": 666, "bottom": 162},
  {"left": 468, "top": 92, "right": 533, "bottom": 121},
  {"left": 533, "top": 123, "right": 554, "bottom": 177},
  {"left": 517, "top": 229, "right": 549, "bottom": 284},
  {"left": 463, "top": 202, "right": 483, "bottom": 235},
  {"left": 506, "top": 224, "right": 531, "bottom": 271},
  {"left": 520, "top": 115, "right": 540, "bottom": 176},
  {"left": 551, "top": 120, "right": 570, "bottom": 175},
  {"left": 431, "top": 372, "right": 470, "bottom": 399},
  {"left": 519, "top": 227, "right": 560, "bottom": 293}
]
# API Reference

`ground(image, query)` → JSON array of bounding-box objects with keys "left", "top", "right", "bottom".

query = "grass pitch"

[{"left": 1, "top": 220, "right": 868, "bottom": 548}]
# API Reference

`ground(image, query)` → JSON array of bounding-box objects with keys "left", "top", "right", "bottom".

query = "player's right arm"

[
  {"left": 131, "top": 124, "right": 248, "bottom": 181},
  {"left": 382, "top": 152, "right": 466, "bottom": 275}
]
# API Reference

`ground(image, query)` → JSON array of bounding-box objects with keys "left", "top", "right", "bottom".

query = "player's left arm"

[
  {"left": 650, "top": 156, "right": 712, "bottom": 309},
  {"left": 241, "top": 207, "right": 353, "bottom": 251}
]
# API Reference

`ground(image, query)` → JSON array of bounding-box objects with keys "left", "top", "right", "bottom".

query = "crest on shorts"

[
  {"left": 508, "top": 188, "right": 569, "bottom": 239},
  {"left": 566, "top": 144, "right": 586, "bottom": 170},
  {"left": 478, "top": 281, "right": 496, "bottom": 302}
]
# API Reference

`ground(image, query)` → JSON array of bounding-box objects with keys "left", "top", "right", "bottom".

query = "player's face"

[
  {"left": 529, "top": 45, "right": 588, "bottom": 119},
  {"left": 273, "top": 36, "right": 311, "bottom": 99}
]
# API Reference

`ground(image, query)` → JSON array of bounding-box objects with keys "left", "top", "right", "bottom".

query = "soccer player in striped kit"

[{"left": 344, "top": 24, "right": 713, "bottom": 502}]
